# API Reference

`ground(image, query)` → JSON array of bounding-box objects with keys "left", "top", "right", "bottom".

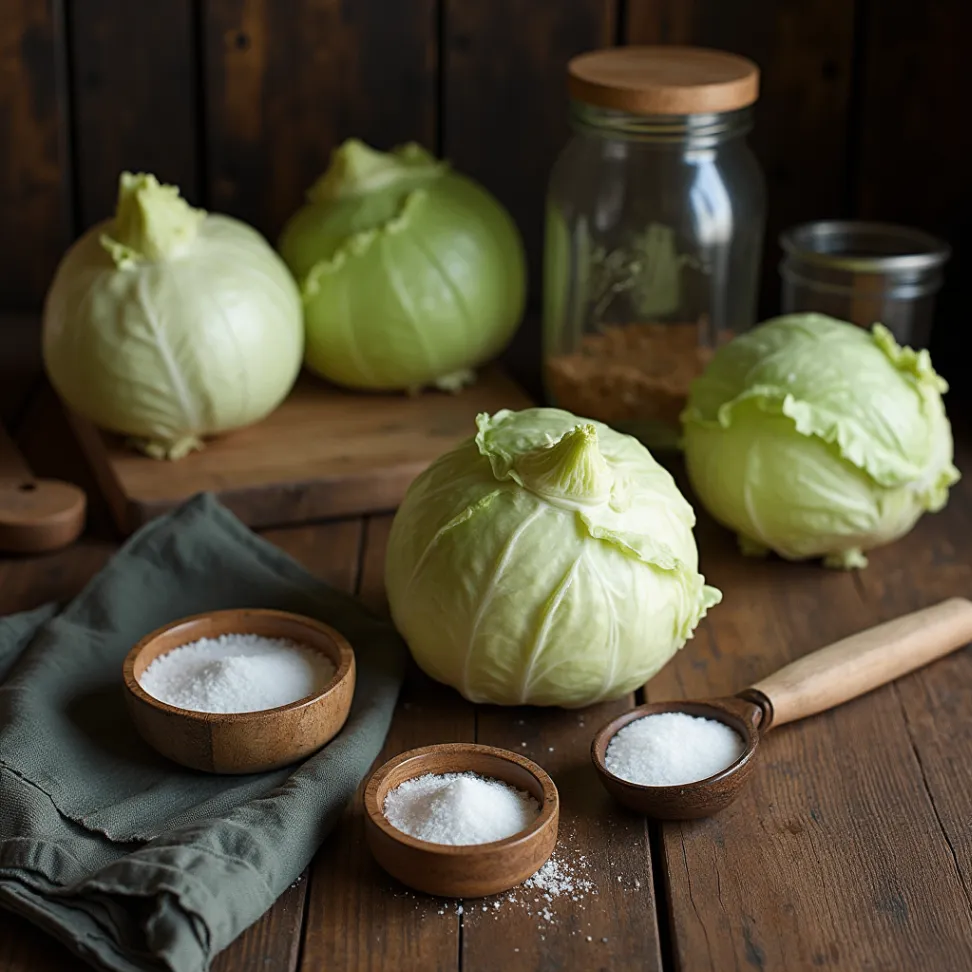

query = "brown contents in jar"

[{"left": 545, "top": 322, "right": 720, "bottom": 428}]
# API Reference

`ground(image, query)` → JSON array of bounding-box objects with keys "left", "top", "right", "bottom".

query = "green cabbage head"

[
  {"left": 682, "top": 314, "right": 960, "bottom": 569},
  {"left": 385, "top": 408, "right": 721, "bottom": 707},
  {"left": 43, "top": 172, "right": 303, "bottom": 459},
  {"left": 278, "top": 139, "right": 526, "bottom": 392}
]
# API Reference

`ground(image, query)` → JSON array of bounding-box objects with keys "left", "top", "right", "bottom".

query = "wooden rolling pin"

[{"left": 0, "top": 424, "right": 86, "bottom": 553}]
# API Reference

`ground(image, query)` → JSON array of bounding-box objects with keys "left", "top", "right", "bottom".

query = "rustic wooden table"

[{"left": 1, "top": 347, "right": 970, "bottom": 971}]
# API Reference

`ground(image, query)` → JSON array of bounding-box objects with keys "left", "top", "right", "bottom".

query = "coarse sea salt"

[
  {"left": 605, "top": 711, "right": 745, "bottom": 786},
  {"left": 138, "top": 633, "right": 335, "bottom": 714},
  {"left": 383, "top": 772, "right": 539, "bottom": 845}
]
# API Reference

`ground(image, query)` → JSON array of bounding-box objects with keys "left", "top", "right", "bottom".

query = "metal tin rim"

[
  {"left": 779, "top": 263, "right": 943, "bottom": 299},
  {"left": 780, "top": 220, "right": 951, "bottom": 274}
]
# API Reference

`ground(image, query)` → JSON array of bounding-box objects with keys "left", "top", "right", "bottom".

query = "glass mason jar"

[{"left": 544, "top": 47, "right": 767, "bottom": 450}]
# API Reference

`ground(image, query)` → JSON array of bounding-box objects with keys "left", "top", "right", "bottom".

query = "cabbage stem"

[
  {"left": 101, "top": 172, "right": 205, "bottom": 265},
  {"left": 515, "top": 424, "right": 613, "bottom": 504}
]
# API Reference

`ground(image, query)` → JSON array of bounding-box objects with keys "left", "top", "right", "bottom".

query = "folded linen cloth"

[{"left": 0, "top": 494, "right": 406, "bottom": 972}]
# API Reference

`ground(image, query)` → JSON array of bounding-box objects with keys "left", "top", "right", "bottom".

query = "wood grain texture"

[
  {"left": 644, "top": 450, "right": 972, "bottom": 971},
  {"left": 300, "top": 516, "right": 476, "bottom": 972},
  {"left": 210, "top": 518, "right": 363, "bottom": 972},
  {"left": 852, "top": 432, "right": 972, "bottom": 933},
  {"left": 70, "top": 368, "right": 530, "bottom": 534},
  {"left": 210, "top": 880, "right": 307, "bottom": 972},
  {"left": 467, "top": 701, "right": 662, "bottom": 972},
  {"left": 203, "top": 0, "right": 436, "bottom": 241},
  {"left": 625, "top": 0, "right": 857, "bottom": 316},
  {"left": 68, "top": 0, "right": 199, "bottom": 227},
  {"left": 443, "top": 0, "right": 617, "bottom": 388},
  {"left": 0, "top": 0, "right": 71, "bottom": 308},
  {"left": 852, "top": 0, "right": 971, "bottom": 403}
]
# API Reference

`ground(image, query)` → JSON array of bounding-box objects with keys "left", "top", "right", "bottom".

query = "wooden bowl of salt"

[
  {"left": 122, "top": 608, "right": 355, "bottom": 774},
  {"left": 363, "top": 743, "right": 559, "bottom": 898}
]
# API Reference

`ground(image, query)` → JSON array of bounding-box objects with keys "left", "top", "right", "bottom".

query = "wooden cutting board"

[{"left": 69, "top": 368, "right": 531, "bottom": 534}]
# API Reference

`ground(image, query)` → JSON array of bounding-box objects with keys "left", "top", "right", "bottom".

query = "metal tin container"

[{"left": 780, "top": 221, "right": 950, "bottom": 348}]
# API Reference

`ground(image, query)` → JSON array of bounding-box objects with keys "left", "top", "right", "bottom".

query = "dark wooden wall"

[{"left": 1, "top": 0, "right": 968, "bottom": 394}]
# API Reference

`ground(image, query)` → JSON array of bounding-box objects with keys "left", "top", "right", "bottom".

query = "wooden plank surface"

[
  {"left": 212, "top": 519, "right": 364, "bottom": 972},
  {"left": 300, "top": 515, "right": 475, "bottom": 972},
  {"left": 3, "top": 396, "right": 972, "bottom": 972},
  {"left": 301, "top": 517, "right": 662, "bottom": 972},
  {"left": 70, "top": 368, "right": 531, "bottom": 534},
  {"left": 645, "top": 442, "right": 972, "bottom": 971},
  {"left": 467, "top": 702, "right": 661, "bottom": 971},
  {"left": 68, "top": 0, "right": 200, "bottom": 226},
  {"left": 625, "top": 0, "right": 857, "bottom": 316},
  {"left": 203, "top": 0, "right": 437, "bottom": 242},
  {"left": 0, "top": 0, "right": 72, "bottom": 309},
  {"left": 443, "top": 0, "right": 617, "bottom": 391}
]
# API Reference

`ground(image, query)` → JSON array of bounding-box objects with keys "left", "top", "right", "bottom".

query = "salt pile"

[
  {"left": 383, "top": 772, "right": 539, "bottom": 845},
  {"left": 605, "top": 711, "right": 745, "bottom": 786},
  {"left": 139, "top": 633, "right": 335, "bottom": 713}
]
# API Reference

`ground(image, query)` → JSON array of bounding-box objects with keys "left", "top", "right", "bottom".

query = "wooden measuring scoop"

[
  {"left": 0, "top": 424, "right": 86, "bottom": 554},
  {"left": 592, "top": 598, "right": 972, "bottom": 820}
]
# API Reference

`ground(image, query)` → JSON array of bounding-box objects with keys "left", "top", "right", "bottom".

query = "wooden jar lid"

[{"left": 568, "top": 46, "right": 759, "bottom": 115}]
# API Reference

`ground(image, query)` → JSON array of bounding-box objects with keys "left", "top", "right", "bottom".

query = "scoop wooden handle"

[
  {"left": 0, "top": 423, "right": 86, "bottom": 553},
  {"left": 751, "top": 597, "right": 972, "bottom": 729}
]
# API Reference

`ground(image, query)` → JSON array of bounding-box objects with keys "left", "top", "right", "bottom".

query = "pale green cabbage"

[
  {"left": 682, "top": 314, "right": 960, "bottom": 569},
  {"left": 385, "top": 408, "right": 720, "bottom": 707},
  {"left": 278, "top": 139, "right": 526, "bottom": 392},
  {"left": 43, "top": 172, "right": 303, "bottom": 459}
]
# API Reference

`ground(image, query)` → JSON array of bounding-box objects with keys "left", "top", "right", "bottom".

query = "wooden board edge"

[
  {"left": 118, "top": 466, "right": 422, "bottom": 534},
  {"left": 67, "top": 409, "right": 423, "bottom": 535}
]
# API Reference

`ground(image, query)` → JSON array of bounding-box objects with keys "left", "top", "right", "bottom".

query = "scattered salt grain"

[
  {"left": 383, "top": 772, "right": 539, "bottom": 845},
  {"left": 138, "top": 634, "right": 335, "bottom": 713},
  {"left": 605, "top": 711, "right": 745, "bottom": 786},
  {"left": 524, "top": 853, "right": 593, "bottom": 899}
]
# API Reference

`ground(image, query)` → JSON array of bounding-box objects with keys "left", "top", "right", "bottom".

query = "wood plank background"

[{"left": 0, "top": 0, "right": 968, "bottom": 396}]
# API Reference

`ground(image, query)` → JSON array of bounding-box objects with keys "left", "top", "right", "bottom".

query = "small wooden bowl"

[
  {"left": 591, "top": 698, "right": 762, "bottom": 820},
  {"left": 363, "top": 743, "right": 559, "bottom": 898},
  {"left": 122, "top": 608, "right": 356, "bottom": 774}
]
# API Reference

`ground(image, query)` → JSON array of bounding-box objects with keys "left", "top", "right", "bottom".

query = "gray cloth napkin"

[{"left": 0, "top": 494, "right": 406, "bottom": 972}]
